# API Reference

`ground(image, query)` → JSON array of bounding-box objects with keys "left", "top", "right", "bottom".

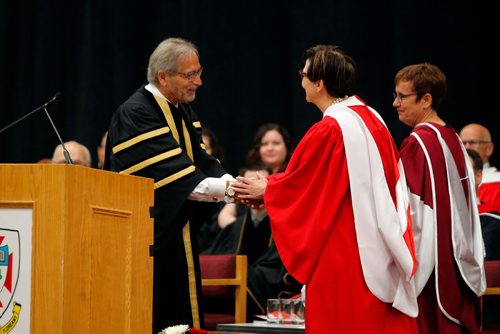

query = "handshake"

[{"left": 224, "top": 172, "right": 268, "bottom": 208}]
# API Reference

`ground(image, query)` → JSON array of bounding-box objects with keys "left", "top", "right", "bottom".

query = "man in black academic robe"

[{"left": 105, "top": 38, "right": 234, "bottom": 333}]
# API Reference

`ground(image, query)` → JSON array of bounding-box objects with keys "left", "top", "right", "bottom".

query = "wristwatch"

[{"left": 224, "top": 181, "right": 235, "bottom": 203}]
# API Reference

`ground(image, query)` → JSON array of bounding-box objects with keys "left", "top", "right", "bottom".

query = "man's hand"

[{"left": 232, "top": 172, "right": 267, "bottom": 208}]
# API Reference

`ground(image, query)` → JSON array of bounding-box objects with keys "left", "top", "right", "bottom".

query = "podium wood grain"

[{"left": 0, "top": 164, "right": 154, "bottom": 334}]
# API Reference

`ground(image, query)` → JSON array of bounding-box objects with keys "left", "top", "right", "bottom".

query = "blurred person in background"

[
  {"left": 52, "top": 140, "right": 92, "bottom": 167},
  {"left": 460, "top": 123, "right": 500, "bottom": 211},
  {"left": 96, "top": 131, "right": 108, "bottom": 169}
]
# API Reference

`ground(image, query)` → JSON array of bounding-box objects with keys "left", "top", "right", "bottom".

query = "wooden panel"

[
  {"left": 0, "top": 164, "right": 154, "bottom": 334},
  {"left": 91, "top": 209, "right": 132, "bottom": 334}
]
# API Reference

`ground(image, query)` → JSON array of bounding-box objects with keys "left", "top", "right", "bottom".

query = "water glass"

[
  {"left": 266, "top": 298, "right": 281, "bottom": 323},
  {"left": 280, "top": 299, "right": 293, "bottom": 324},
  {"left": 291, "top": 299, "right": 305, "bottom": 324}
]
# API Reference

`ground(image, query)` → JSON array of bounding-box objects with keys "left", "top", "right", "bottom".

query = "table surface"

[{"left": 216, "top": 321, "right": 305, "bottom": 334}]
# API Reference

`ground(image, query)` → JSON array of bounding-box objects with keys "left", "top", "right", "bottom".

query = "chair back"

[
  {"left": 481, "top": 260, "right": 500, "bottom": 332},
  {"left": 485, "top": 260, "right": 500, "bottom": 289},
  {"left": 199, "top": 254, "right": 247, "bottom": 330}
]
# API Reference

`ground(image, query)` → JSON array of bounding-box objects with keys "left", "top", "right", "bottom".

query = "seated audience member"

[
  {"left": 246, "top": 123, "right": 293, "bottom": 174},
  {"left": 51, "top": 140, "right": 92, "bottom": 167},
  {"left": 467, "top": 148, "right": 500, "bottom": 261},
  {"left": 203, "top": 163, "right": 302, "bottom": 320},
  {"left": 216, "top": 123, "right": 294, "bottom": 233},
  {"left": 460, "top": 123, "right": 500, "bottom": 211},
  {"left": 196, "top": 127, "right": 227, "bottom": 252},
  {"left": 97, "top": 131, "right": 108, "bottom": 169},
  {"left": 468, "top": 148, "right": 500, "bottom": 329},
  {"left": 201, "top": 127, "right": 225, "bottom": 163}
]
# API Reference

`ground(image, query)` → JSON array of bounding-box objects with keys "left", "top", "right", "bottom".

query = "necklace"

[{"left": 331, "top": 96, "right": 348, "bottom": 106}]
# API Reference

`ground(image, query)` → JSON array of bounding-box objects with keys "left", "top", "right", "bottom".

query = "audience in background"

[
  {"left": 201, "top": 127, "right": 225, "bottom": 163},
  {"left": 394, "top": 63, "right": 485, "bottom": 333},
  {"left": 198, "top": 123, "right": 294, "bottom": 252},
  {"left": 51, "top": 140, "right": 92, "bottom": 167},
  {"left": 203, "top": 163, "right": 301, "bottom": 320},
  {"left": 97, "top": 131, "right": 108, "bottom": 169},
  {"left": 216, "top": 123, "right": 293, "bottom": 233},
  {"left": 467, "top": 148, "right": 500, "bottom": 261},
  {"left": 197, "top": 127, "right": 227, "bottom": 252},
  {"left": 460, "top": 123, "right": 500, "bottom": 211},
  {"left": 246, "top": 123, "right": 292, "bottom": 174},
  {"left": 467, "top": 148, "right": 500, "bottom": 331}
]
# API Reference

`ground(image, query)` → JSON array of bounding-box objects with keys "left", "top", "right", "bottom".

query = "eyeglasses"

[
  {"left": 298, "top": 70, "right": 307, "bottom": 79},
  {"left": 462, "top": 140, "right": 491, "bottom": 146},
  {"left": 393, "top": 92, "right": 418, "bottom": 103},
  {"left": 176, "top": 67, "right": 203, "bottom": 80}
]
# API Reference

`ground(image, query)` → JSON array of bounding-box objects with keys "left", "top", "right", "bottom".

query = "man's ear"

[{"left": 157, "top": 70, "right": 168, "bottom": 86}]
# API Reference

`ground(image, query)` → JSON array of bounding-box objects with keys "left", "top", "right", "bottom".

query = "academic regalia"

[
  {"left": 478, "top": 167, "right": 500, "bottom": 211},
  {"left": 264, "top": 96, "right": 419, "bottom": 333},
  {"left": 400, "top": 122, "right": 486, "bottom": 334},
  {"left": 105, "top": 85, "right": 226, "bottom": 333},
  {"left": 203, "top": 204, "right": 301, "bottom": 319},
  {"left": 195, "top": 202, "right": 225, "bottom": 252}
]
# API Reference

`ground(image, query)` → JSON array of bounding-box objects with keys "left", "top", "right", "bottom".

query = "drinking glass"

[
  {"left": 291, "top": 299, "right": 305, "bottom": 324},
  {"left": 281, "top": 299, "right": 293, "bottom": 324},
  {"left": 266, "top": 299, "right": 281, "bottom": 323}
]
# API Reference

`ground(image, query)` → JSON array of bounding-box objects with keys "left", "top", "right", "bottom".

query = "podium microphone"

[{"left": 0, "top": 92, "right": 73, "bottom": 164}]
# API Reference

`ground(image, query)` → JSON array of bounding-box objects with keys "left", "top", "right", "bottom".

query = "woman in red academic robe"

[
  {"left": 231, "top": 45, "right": 419, "bottom": 334},
  {"left": 393, "top": 63, "right": 485, "bottom": 334}
]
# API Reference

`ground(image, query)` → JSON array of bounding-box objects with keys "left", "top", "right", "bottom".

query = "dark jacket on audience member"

[{"left": 203, "top": 203, "right": 301, "bottom": 319}]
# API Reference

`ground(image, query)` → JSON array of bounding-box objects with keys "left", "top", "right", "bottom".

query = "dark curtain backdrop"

[{"left": 0, "top": 0, "right": 493, "bottom": 175}]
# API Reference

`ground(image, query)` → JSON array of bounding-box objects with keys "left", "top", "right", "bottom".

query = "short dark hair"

[
  {"left": 303, "top": 44, "right": 357, "bottom": 98},
  {"left": 466, "top": 148, "right": 483, "bottom": 172},
  {"left": 202, "top": 127, "right": 225, "bottom": 162},
  {"left": 394, "top": 63, "right": 447, "bottom": 111}
]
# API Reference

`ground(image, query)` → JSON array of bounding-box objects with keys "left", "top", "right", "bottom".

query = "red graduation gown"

[
  {"left": 400, "top": 123, "right": 482, "bottom": 334},
  {"left": 264, "top": 100, "right": 417, "bottom": 333}
]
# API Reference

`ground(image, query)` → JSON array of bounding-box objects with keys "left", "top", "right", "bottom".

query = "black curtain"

[{"left": 0, "top": 0, "right": 492, "bottom": 175}]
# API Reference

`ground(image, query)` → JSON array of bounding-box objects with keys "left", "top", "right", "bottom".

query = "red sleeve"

[
  {"left": 478, "top": 182, "right": 500, "bottom": 211},
  {"left": 264, "top": 117, "right": 350, "bottom": 284}
]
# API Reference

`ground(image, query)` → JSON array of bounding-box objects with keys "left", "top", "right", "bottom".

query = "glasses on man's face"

[
  {"left": 393, "top": 92, "right": 418, "bottom": 103},
  {"left": 462, "top": 140, "right": 491, "bottom": 146},
  {"left": 298, "top": 70, "right": 307, "bottom": 79},
  {"left": 176, "top": 67, "right": 203, "bottom": 80}
]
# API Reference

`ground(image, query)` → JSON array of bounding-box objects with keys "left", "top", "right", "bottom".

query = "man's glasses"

[
  {"left": 298, "top": 70, "right": 307, "bottom": 79},
  {"left": 176, "top": 67, "right": 203, "bottom": 80},
  {"left": 393, "top": 92, "right": 418, "bottom": 103},
  {"left": 462, "top": 140, "right": 491, "bottom": 146}
]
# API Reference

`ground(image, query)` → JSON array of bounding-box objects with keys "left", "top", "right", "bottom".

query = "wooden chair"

[
  {"left": 481, "top": 260, "right": 500, "bottom": 333},
  {"left": 199, "top": 254, "right": 247, "bottom": 330}
]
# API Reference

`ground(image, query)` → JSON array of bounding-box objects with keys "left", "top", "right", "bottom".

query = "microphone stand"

[
  {"left": 43, "top": 106, "right": 73, "bottom": 164},
  {"left": 0, "top": 92, "right": 73, "bottom": 164},
  {"left": 0, "top": 102, "right": 51, "bottom": 135}
]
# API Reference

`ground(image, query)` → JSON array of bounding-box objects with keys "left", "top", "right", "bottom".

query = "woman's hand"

[{"left": 232, "top": 172, "right": 267, "bottom": 208}]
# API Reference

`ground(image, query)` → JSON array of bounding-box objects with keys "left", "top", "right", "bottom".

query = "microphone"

[
  {"left": 0, "top": 92, "right": 61, "bottom": 135},
  {"left": 0, "top": 92, "right": 73, "bottom": 164}
]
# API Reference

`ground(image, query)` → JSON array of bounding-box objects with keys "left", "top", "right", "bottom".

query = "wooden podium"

[{"left": 0, "top": 164, "right": 154, "bottom": 333}]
